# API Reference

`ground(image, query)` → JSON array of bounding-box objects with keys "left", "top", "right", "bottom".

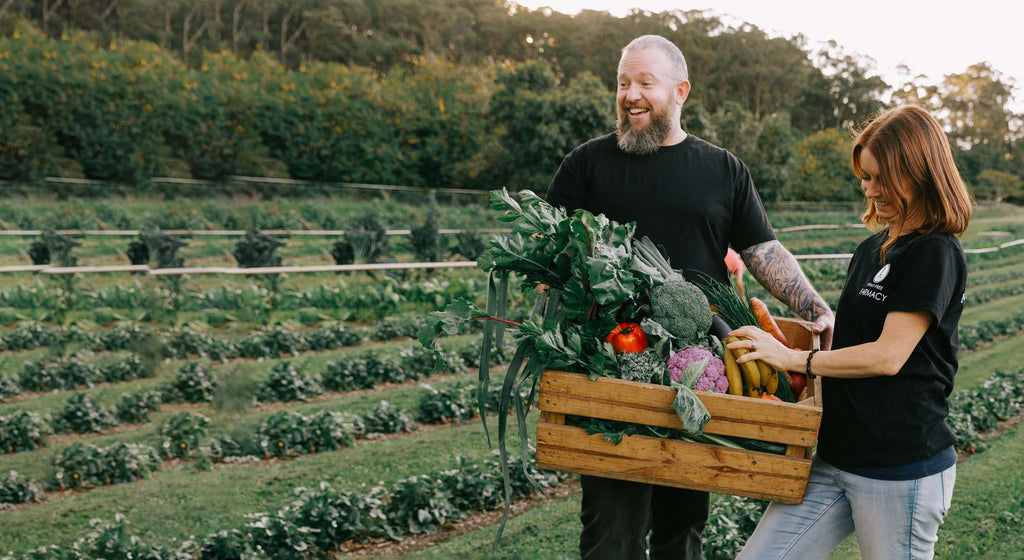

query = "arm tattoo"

[{"left": 740, "top": 240, "right": 833, "bottom": 322}]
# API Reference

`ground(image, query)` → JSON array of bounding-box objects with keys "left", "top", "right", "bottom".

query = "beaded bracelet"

[{"left": 805, "top": 348, "right": 820, "bottom": 379}]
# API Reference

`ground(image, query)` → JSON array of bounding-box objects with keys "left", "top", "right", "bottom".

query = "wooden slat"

[
  {"left": 775, "top": 317, "right": 817, "bottom": 353},
  {"left": 775, "top": 318, "right": 823, "bottom": 407},
  {"left": 536, "top": 422, "right": 811, "bottom": 504},
  {"left": 539, "top": 411, "right": 565, "bottom": 425},
  {"left": 538, "top": 371, "right": 821, "bottom": 446}
]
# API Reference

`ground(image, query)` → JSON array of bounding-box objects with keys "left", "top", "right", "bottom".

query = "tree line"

[{"left": 0, "top": 3, "right": 1021, "bottom": 202}]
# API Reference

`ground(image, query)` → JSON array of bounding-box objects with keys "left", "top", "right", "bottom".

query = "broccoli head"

[
  {"left": 617, "top": 348, "right": 666, "bottom": 384},
  {"left": 648, "top": 278, "right": 713, "bottom": 344}
]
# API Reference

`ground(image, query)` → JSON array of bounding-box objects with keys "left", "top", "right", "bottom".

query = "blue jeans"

[{"left": 737, "top": 455, "right": 955, "bottom": 560}]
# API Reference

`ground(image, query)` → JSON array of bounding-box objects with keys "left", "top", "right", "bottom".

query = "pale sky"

[{"left": 513, "top": 0, "right": 1024, "bottom": 110}]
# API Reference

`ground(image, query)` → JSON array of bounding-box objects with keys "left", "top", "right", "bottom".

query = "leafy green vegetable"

[
  {"left": 649, "top": 279, "right": 714, "bottom": 344},
  {"left": 692, "top": 271, "right": 760, "bottom": 329},
  {"left": 670, "top": 383, "right": 711, "bottom": 434},
  {"left": 419, "top": 188, "right": 723, "bottom": 547},
  {"left": 617, "top": 348, "right": 667, "bottom": 384}
]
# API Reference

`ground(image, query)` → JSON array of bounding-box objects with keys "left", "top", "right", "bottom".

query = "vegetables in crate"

[
  {"left": 694, "top": 273, "right": 796, "bottom": 402},
  {"left": 418, "top": 189, "right": 759, "bottom": 542}
]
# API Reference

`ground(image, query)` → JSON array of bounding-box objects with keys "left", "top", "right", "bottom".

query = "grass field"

[{"left": 2, "top": 195, "right": 1024, "bottom": 558}]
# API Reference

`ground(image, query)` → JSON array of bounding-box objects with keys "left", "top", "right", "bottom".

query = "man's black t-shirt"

[
  {"left": 818, "top": 230, "right": 967, "bottom": 469},
  {"left": 545, "top": 133, "right": 776, "bottom": 284}
]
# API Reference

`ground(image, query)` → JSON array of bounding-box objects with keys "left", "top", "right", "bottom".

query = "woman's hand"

[{"left": 726, "top": 325, "right": 800, "bottom": 373}]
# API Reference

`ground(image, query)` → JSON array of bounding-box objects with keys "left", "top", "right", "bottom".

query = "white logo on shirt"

[{"left": 873, "top": 264, "right": 891, "bottom": 283}]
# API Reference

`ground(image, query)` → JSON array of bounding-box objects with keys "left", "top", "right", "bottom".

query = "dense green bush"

[
  {"left": 342, "top": 212, "right": 390, "bottom": 264},
  {"left": 410, "top": 195, "right": 446, "bottom": 262},
  {"left": 114, "top": 390, "right": 163, "bottom": 424},
  {"left": 0, "top": 323, "right": 58, "bottom": 350},
  {"left": 231, "top": 231, "right": 284, "bottom": 269},
  {"left": 138, "top": 228, "right": 187, "bottom": 269},
  {"left": 0, "top": 470, "right": 46, "bottom": 506},
  {"left": 256, "top": 410, "right": 360, "bottom": 459},
  {"left": 100, "top": 355, "right": 148, "bottom": 383},
  {"left": 164, "top": 362, "right": 217, "bottom": 403},
  {"left": 52, "top": 394, "right": 117, "bottom": 434},
  {"left": 0, "top": 410, "right": 51, "bottom": 454},
  {"left": 786, "top": 128, "right": 860, "bottom": 201},
  {"left": 361, "top": 400, "right": 417, "bottom": 435},
  {"left": 302, "top": 324, "right": 364, "bottom": 351},
  {"left": 321, "top": 356, "right": 380, "bottom": 391},
  {"left": 0, "top": 375, "right": 21, "bottom": 401},
  {"left": 416, "top": 383, "right": 476, "bottom": 424},
  {"left": 383, "top": 475, "right": 458, "bottom": 535},
  {"left": 53, "top": 442, "right": 161, "bottom": 490},
  {"left": 159, "top": 411, "right": 211, "bottom": 459},
  {"left": 372, "top": 315, "right": 426, "bottom": 341},
  {"left": 235, "top": 326, "right": 305, "bottom": 358},
  {"left": 452, "top": 229, "right": 487, "bottom": 261},
  {"left": 18, "top": 355, "right": 101, "bottom": 392},
  {"left": 255, "top": 362, "right": 322, "bottom": 403}
]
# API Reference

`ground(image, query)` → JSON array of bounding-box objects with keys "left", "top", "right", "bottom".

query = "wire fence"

[
  {"left": 1, "top": 237, "right": 1022, "bottom": 275},
  {"left": 0, "top": 228, "right": 512, "bottom": 237}
]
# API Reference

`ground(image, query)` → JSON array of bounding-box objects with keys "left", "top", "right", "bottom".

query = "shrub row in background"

[
  {"left": 163, "top": 322, "right": 496, "bottom": 362},
  {"left": 252, "top": 402, "right": 417, "bottom": 460},
  {"left": 6, "top": 376, "right": 515, "bottom": 501},
  {"left": 0, "top": 275, "right": 524, "bottom": 323},
  {"left": 48, "top": 396, "right": 420, "bottom": 492},
  {"left": 160, "top": 324, "right": 364, "bottom": 361},
  {"left": 16, "top": 354, "right": 152, "bottom": 393},
  {"left": 2, "top": 452, "right": 559, "bottom": 560},
  {"left": 0, "top": 361, "right": 209, "bottom": 453},
  {"left": 7, "top": 364, "right": 1024, "bottom": 554},
  {"left": 0, "top": 323, "right": 150, "bottom": 352},
  {"left": 0, "top": 301, "right": 519, "bottom": 357},
  {"left": 0, "top": 389, "right": 163, "bottom": 453},
  {"left": 948, "top": 367, "right": 1024, "bottom": 455},
  {"left": 0, "top": 470, "right": 46, "bottom": 508},
  {"left": 964, "top": 281, "right": 1024, "bottom": 306},
  {"left": 0, "top": 334, "right": 505, "bottom": 454},
  {"left": 958, "top": 308, "right": 1024, "bottom": 351},
  {"left": 0, "top": 411, "right": 50, "bottom": 453},
  {"left": 53, "top": 441, "right": 163, "bottom": 491}
]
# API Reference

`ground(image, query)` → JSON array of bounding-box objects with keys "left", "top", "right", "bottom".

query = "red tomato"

[
  {"left": 605, "top": 323, "right": 649, "bottom": 354},
  {"left": 786, "top": 372, "right": 807, "bottom": 396}
]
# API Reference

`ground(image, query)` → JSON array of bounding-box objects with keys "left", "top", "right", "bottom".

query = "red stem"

[{"left": 471, "top": 316, "right": 522, "bottom": 327}]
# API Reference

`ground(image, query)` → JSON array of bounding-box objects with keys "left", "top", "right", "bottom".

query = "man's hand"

[
  {"left": 811, "top": 312, "right": 835, "bottom": 351},
  {"left": 535, "top": 283, "right": 550, "bottom": 294}
]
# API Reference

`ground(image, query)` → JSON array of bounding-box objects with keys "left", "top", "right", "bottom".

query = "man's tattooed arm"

[{"left": 740, "top": 240, "right": 835, "bottom": 347}]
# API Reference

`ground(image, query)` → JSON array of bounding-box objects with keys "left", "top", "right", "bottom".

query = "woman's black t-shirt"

[
  {"left": 545, "top": 133, "right": 776, "bottom": 285},
  {"left": 817, "top": 230, "right": 967, "bottom": 469}
]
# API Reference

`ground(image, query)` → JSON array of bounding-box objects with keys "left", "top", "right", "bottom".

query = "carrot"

[{"left": 749, "top": 297, "right": 789, "bottom": 346}]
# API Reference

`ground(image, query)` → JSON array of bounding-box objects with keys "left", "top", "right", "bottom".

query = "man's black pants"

[{"left": 579, "top": 475, "right": 709, "bottom": 560}]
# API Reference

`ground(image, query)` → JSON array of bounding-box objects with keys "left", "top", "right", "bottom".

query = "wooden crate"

[{"left": 535, "top": 318, "right": 821, "bottom": 504}]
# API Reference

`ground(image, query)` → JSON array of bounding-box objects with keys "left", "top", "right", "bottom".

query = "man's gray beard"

[{"left": 616, "top": 109, "right": 673, "bottom": 155}]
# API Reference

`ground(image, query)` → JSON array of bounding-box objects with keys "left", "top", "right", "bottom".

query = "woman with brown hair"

[{"left": 730, "top": 104, "right": 973, "bottom": 560}]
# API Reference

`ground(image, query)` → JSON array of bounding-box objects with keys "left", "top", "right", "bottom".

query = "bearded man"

[{"left": 545, "top": 35, "right": 835, "bottom": 560}]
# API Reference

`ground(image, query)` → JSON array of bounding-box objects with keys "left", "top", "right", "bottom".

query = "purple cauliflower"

[{"left": 667, "top": 347, "right": 729, "bottom": 393}]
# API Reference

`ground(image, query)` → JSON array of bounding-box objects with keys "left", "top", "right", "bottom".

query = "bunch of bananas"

[{"left": 722, "top": 336, "right": 778, "bottom": 398}]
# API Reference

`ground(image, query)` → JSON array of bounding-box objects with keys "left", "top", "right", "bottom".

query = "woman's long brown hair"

[{"left": 852, "top": 105, "right": 973, "bottom": 261}]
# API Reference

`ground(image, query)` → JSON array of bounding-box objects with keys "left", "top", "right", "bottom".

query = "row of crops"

[{"left": 2, "top": 197, "right": 1024, "bottom": 559}]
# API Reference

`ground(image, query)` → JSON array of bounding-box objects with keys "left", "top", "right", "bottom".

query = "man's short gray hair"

[{"left": 621, "top": 35, "right": 688, "bottom": 83}]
